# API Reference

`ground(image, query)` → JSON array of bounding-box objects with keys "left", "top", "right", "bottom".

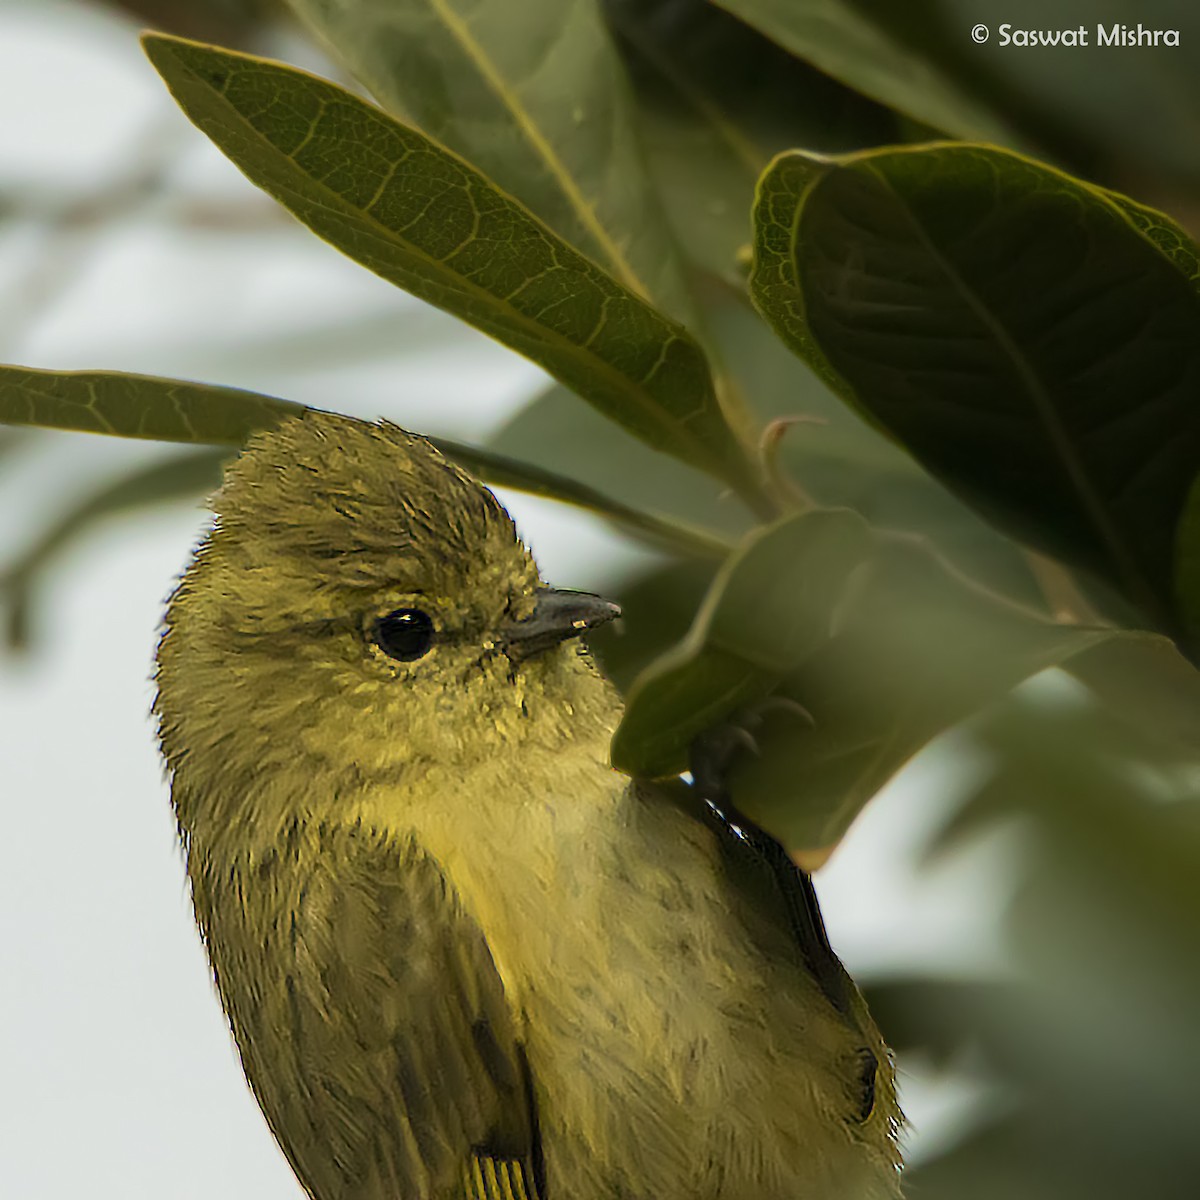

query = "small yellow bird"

[{"left": 154, "top": 410, "right": 900, "bottom": 1200}]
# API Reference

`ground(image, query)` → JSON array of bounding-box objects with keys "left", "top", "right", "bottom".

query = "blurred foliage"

[
  {"left": 0, "top": 445, "right": 228, "bottom": 649},
  {"left": 4, "top": 0, "right": 1200, "bottom": 1194},
  {"left": 752, "top": 144, "right": 1200, "bottom": 640},
  {"left": 874, "top": 684, "right": 1200, "bottom": 1200}
]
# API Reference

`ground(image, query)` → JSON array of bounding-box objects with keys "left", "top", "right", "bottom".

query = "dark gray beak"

[{"left": 502, "top": 588, "right": 621, "bottom": 662}]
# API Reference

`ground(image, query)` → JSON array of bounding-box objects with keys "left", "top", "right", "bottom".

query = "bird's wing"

[
  {"left": 661, "top": 780, "right": 885, "bottom": 1125},
  {"left": 229, "top": 821, "right": 543, "bottom": 1200}
]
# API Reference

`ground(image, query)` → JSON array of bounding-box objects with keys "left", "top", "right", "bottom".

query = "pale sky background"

[{"left": 1, "top": 3, "right": 1008, "bottom": 1195}]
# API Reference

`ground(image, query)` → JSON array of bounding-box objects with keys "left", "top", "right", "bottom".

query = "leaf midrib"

[
  {"left": 427, "top": 0, "right": 648, "bottom": 299},
  {"left": 851, "top": 161, "right": 1161, "bottom": 619}
]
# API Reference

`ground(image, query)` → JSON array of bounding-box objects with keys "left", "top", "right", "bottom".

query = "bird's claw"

[{"left": 689, "top": 694, "right": 814, "bottom": 811}]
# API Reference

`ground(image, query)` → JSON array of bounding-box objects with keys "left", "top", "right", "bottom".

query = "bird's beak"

[{"left": 501, "top": 588, "right": 621, "bottom": 662}]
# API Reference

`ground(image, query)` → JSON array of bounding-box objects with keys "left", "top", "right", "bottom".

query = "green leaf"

[
  {"left": 491, "top": 382, "right": 755, "bottom": 542},
  {"left": 608, "top": 0, "right": 898, "bottom": 281},
  {"left": 727, "top": 535, "right": 1113, "bottom": 852},
  {"left": 141, "top": 34, "right": 765, "bottom": 507},
  {"left": 611, "top": 508, "right": 875, "bottom": 778},
  {"left": 751, "top": 143, "right": 1200, "bottom": 637},
  {"left": 0, "top": 366, "right": 720, "bottom": 559},
  {"left": 1, "top": 447, "right": 228, "bottom": 650},
  {"left": 494, "top": 288, "right": 1046, "bottom": 609},
  {"left": 711, "top": 0, "right": 1017, "bottom": 144},
  {"left": 908, "top": 695, "right": 1200, "bottom": 1200},
  {"left": 427, "top": 435, "right": 729, "bottom": 560},
  {"left": 283, "top": 0, "right": 698, "bottom": 326},
  {"left": 0, "top": 365, "right": 302, "bottom": 442},
  {"left": 614, "top": 500, "right": 1113, "bottom": 852},
  {"left": 706, "top": 292, "right": 1046, "bottom": 610}
]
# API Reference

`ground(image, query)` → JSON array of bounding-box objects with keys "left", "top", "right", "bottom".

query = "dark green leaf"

[
  {"left": 711, "top": 0, "right": 1017, "bottom": 143},
  {"left": 615, "top": 643, "right": 777, "bottom": 778},
  {"left": 142, "top": 34, "right": 766, "bottom": 507},
  {"left": 490, "top": 382, "right": 754, "bottom": 541},
  {"left": 0, "top": 366, "right": 719, "bottom": 557},
  {"left": 284, "top": 0, "right": 699, "bottom": 326},
  {"left": 428, "top": 435, "right": 729, "bottom": 560},
  {"left": 725, "top": 535, "right": 1112, "bottom": 851},
  {"left": 0, "top": 364, "right": 301, "bottom": 443},
  {"left": 607, "top": 0, "right": 898, "bottom": 281},
  {"left": 752, "top": 143, "right": 1200, "bottom": 637},
  {"left": 611, "top": 508, "right": 875, "bottom": 777}
]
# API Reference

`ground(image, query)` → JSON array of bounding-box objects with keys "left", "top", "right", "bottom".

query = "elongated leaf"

[
  {"left": 0, "top": 365, "right": 301, "bottom": 442},
  {"left": 427, "top": 435, "right": 729, "bottom": 560},
  {"left": 0, "top": 366, "right": 719, "bottom": 558},
  {"left": 608, "top": 0, "right": 897, "bottom": 280},
  {"left": 284, "top": 0, "right": 697, "bottom": 325},
  {"left": 726, "top": 536, "right": 1113, "bottom": 852},
  {"left": 752, "top": 143, "right": 1200, "bottom": 638},
  {"left": 142, "top": 34, "right": 765, "bottom": 506},
  {"left": 712, "top": 0, "right": 1016, "bottom": 144},
  {"left": 492, "top": 383, "right": 755, "bottom": 541},
  {"left": 1, "top": 447, "right": 228, "bottom": 649},
  {"left": 611, "top": 509, "right": 875, "bottom": 777}
]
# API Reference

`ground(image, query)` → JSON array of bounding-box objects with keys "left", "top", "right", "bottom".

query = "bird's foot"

[{"left": 688, "top": 695, "right": 814, "bottom": 816}]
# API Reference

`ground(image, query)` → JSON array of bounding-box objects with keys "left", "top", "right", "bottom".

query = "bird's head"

[{"left": 155, "top": 411, "right": 620, "bottom": 837}]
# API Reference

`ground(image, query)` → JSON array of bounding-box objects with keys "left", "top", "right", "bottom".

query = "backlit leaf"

[
  {"left": 752, "top": 143, "right": 1200, "bottom": 640},
  {"left": 284, "top": 0, "right": 699, "bottom": 325},
  {"left": 611, "top": 508, "right": 874, "bottom": 777},
  {"left": 0, "top": 366, "right": 719, "bottom": 559},
  {"left": 142, "top": 34, "right": 765, "bottom": 505}
]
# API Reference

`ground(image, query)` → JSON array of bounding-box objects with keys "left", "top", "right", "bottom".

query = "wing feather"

[{"left": 210, "top": 820, "right": 543, "bottom": 1200}]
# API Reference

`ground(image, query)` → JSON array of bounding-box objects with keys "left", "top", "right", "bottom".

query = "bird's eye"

[
  {"left": 852, "top": 1049, "right": 878, "bottom": 1123},
  {"left": 374, "top": 609, "right": 435, "bottom": 662}
]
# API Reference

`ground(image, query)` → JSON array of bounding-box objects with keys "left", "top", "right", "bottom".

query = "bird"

[{"left": 154, "top": 408, "right": 901, "bottom": 1200}]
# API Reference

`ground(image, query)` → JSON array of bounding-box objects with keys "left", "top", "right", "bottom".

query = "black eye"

[
  {"left": 852, "top": 1049, "right": 878, "bottom": 1123},
  {"left": 374, "top": 608, "right": 435, "bottom": 662}
]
